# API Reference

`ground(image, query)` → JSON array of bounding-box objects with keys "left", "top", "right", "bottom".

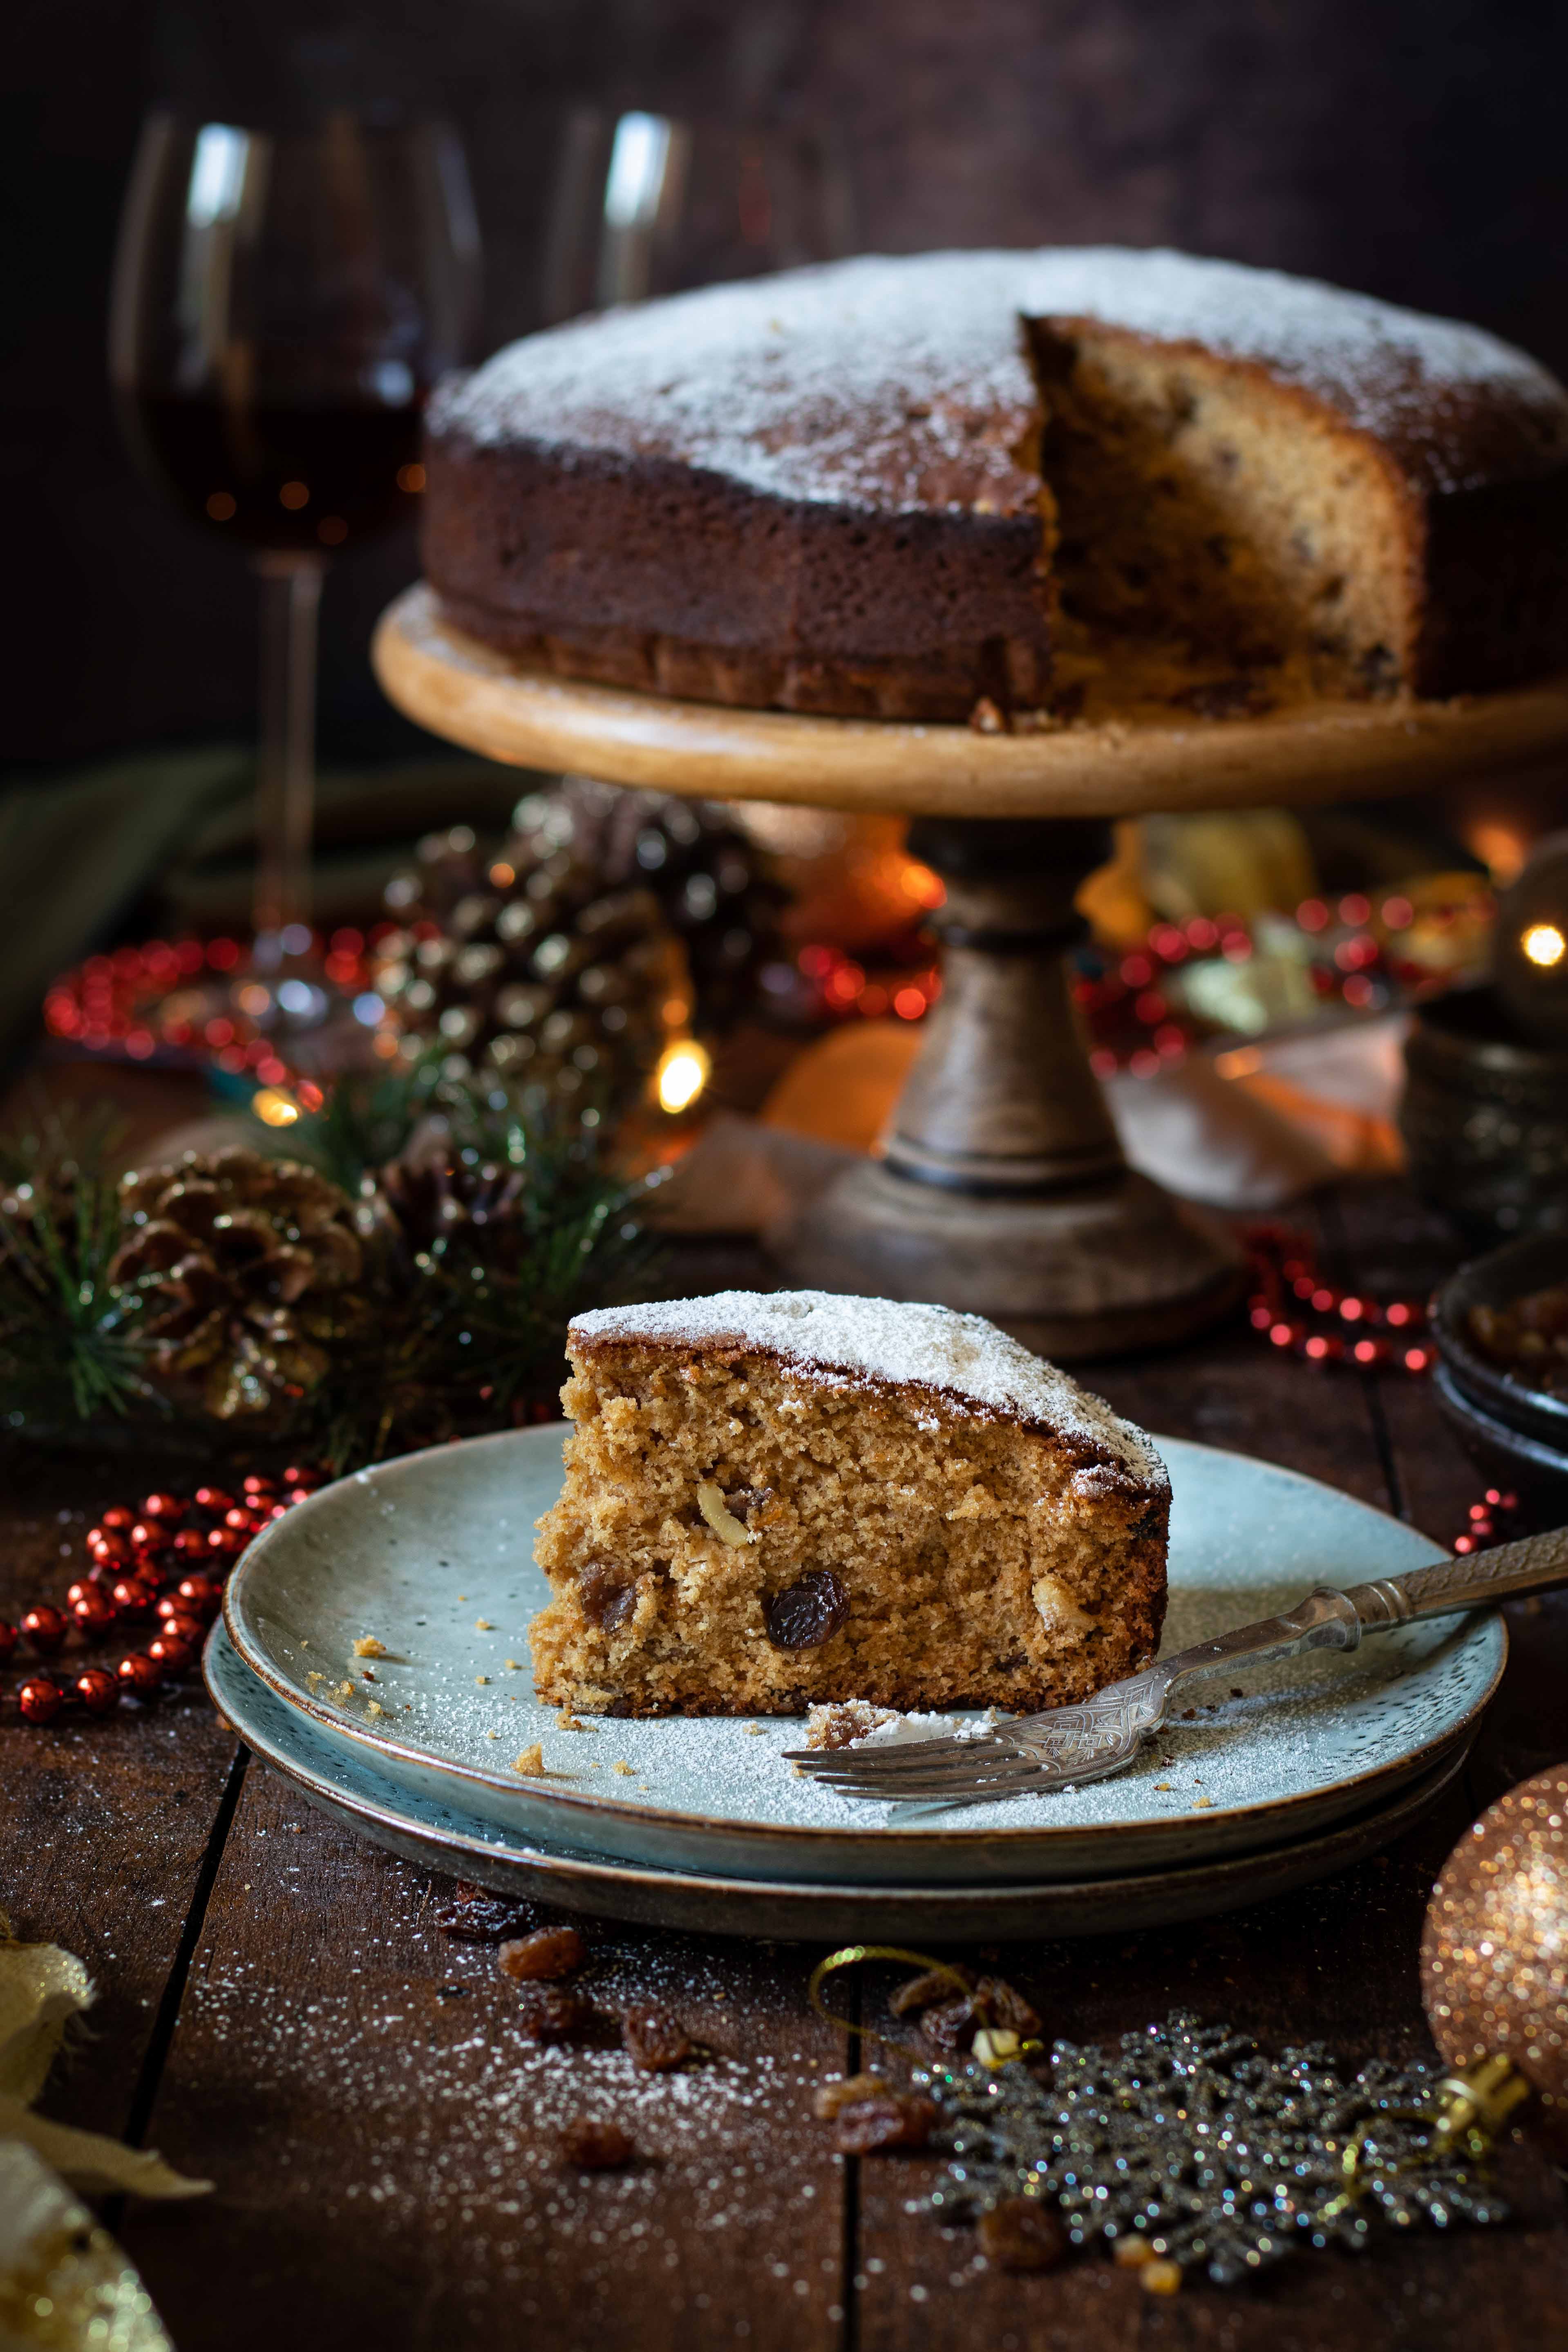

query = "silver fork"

[{"left": 785, "top": 1524, "right": 1568, "bottom": 1807}]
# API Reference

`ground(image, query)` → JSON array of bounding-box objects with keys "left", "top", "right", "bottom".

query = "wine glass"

[
  {"left": 109, "top": 107, "right": 480, "bottom": 1056},
  {"left": 539, "top": 109, "right": 858, "bottom": 324}
]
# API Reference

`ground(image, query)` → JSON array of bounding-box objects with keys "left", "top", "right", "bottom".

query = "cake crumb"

[
  {"left": 335, "top": 1681, "right": 354, "bottom": 1699},
  {"left": 513, "top": 1743, "right": 546, "bottom": 1776},
  {"left": 366, "top": 1700, "right": 385, "bottom": 1718},
  {"left": 1193, "top": 1795, "right": 1215, "bottom": 1810},
  {"left": 475, "top": 1674, "right": 490, "bottom": 1685},
  {"left": 486, "top": 1730, "right": 500, "bottom": 1739},
  {"left": 1154, "top": 1781, "right": 1173, "bottom": 1791},
  {"left": 306, "top": 1672, "right": 324, "bottom": 1685},
  {"left": 612, "top": 1760, "right": 635, "bottom": 1776},
  {"left": 475, "top": 1618, "right": 494, "bottom": 1630},
  {"left": 556, "top": 1708, "right": 586, "bottom": 1730},
  {"left": 352, "top": 1636, "right": 387, "bottom": 1658},
  {"left": 743, "top": 1724, "right": 765, "bottom": 1736},
  {"left": 505, "top": 1659, "right": 523, "bottom": 1670}
]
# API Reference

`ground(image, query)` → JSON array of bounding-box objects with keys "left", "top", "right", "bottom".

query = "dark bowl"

[
  {"left": 1400, "top": 982, "right": 1568, "bottom": 1245},
  {"left": 1432, "top": 1230, "right": 1568, "bottom": 1455},
  {"left": 1432, "top": 1361, "right": 1568, "bottom": 1520}
]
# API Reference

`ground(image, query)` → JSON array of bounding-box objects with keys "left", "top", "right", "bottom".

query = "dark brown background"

[{"left": 7, "top": 0, "right": 1568, "bottom": 772}]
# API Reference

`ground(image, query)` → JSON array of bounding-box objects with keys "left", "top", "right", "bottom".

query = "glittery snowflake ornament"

[{"left": 919, "top": 2009, "right": 1508, "bottom": 2286}]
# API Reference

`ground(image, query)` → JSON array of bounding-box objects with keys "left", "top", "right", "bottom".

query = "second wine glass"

[{"left": 540, "top": 110, "right": 857, "bottom": 324}]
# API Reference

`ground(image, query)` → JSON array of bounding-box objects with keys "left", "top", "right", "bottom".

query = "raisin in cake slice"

[{"left": 530, "top": 1289, "right": 1168, "bottom": 1718}]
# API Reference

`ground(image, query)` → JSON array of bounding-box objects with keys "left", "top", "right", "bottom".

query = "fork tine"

[
  {"left": 782, "top": 1733, "right": 1015, "bottom": 1776},
  {"left": 789, "top": 1739, "right": 1018, "bottom": 1788},
  {"left": 781, "top": 1735, "right": 1004, "bottom": 1769},
  {"left": 797, "top": 1749, "right": 1045, "bottom": 1799},
  {"left": 829, "top": 1760, "right": 1053, "bottom": 1804}
]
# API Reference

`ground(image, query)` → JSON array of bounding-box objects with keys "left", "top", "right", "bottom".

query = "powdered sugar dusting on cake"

[
  {"left": 434, "top": 247, "right": 1568, "bottom": 506},
  {"left": 570, "top": 1289, "right": 1166, "bottom": 1484}
]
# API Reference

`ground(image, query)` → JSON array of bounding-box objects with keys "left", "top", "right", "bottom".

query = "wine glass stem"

[{"left": 252, "top": 551, "right": 325, "bottom": 950}]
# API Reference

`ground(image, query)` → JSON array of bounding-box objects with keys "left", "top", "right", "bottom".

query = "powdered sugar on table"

[{"left": 570, "top": 1289, "right": 1166, "bottom": 1483}]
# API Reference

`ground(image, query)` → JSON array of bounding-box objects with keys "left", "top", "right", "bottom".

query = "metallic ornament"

[
  {"left": 1421, "top": 1765, "right": 1568, "bottom": 2151},
  {"left": 921, "top": 2007, "right": 1508, "bottom": 2287}
]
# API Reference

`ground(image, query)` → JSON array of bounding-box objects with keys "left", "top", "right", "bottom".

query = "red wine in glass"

[
  {"left": 125, "top": 392, "right": 427, "bottom": 551},
  {"left": 110, "top": 110, "right": 479, "bottom": 1048}
]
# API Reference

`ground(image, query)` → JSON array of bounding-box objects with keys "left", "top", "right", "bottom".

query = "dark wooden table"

[{"left": 7, "top": 1157, "right": 1567, "bottom": 2352}]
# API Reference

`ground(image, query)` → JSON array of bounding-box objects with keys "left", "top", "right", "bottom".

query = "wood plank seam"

[
  {"left": 1319, "top": 1191, "right": 1411, "bottom": 1526},
  {"left": 110, "top": 1743, "right": 250, "bottom": 2200},
  {"left": 840, "top": 1969, "right": 862, "bottom": 2352}
]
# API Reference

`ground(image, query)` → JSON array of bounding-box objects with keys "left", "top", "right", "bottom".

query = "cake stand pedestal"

[{"left": 374, "top": 584, "right": 1568, "bottom": 1357}]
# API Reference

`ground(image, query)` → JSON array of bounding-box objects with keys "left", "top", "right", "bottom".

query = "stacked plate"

[{"left": 208, "top": 1427, "right": 1503, "bottom": 1940}]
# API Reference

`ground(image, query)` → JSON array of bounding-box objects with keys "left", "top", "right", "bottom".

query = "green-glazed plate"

[
  {"left": 222, "top": 1425, "right": 1503, "bottom": 1888},
  {"left": 206, "top": 1618, "right": 1471, "bottom": 1941}
]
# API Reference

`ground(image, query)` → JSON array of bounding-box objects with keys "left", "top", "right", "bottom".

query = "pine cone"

[
  {"left": 519, "top": 779, "right": 787, "bottom": 1035},
  {"left": 376, "top": 844, "right": 684, "bottom": 1124},
  {"left": 367, "top": 1155, "right": 528, "bottom": 1278},
  {"left": 110, "top": 1148, "right": 362, "bottom": 1421}
]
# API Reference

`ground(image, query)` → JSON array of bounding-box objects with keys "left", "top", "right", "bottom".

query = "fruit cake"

[
  {"left": 530, "top": 1289, "right": 1169, "bottom": 1716},
  {"left": 423, "top": 247, "right": 1568, "bottom": 724}
]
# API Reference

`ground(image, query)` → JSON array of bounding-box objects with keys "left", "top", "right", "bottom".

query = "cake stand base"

[
  {"left": 774, "top": 812, "right": 1242, "bottom": 1356},
  {"left": 780, "top": 1159, "right": 1240, "bottom": 1359}
]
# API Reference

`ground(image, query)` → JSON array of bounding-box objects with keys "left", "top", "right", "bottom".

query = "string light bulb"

[
  {"left": 655, "top": 1038, "right": 710, "bottom": 1115},
  {"left": 1521, "top": 921, "right": 1566, "bottom": 969}
]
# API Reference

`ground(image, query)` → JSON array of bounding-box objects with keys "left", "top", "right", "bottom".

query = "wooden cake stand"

[{"left": 374, "top": 584, "right": 1568, "bottom": 1357}]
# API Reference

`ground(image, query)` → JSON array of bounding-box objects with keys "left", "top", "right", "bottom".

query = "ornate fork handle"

[
  {"left": 1002, "top": 1524, "right": 1568, "bottom": 1767},
  {"left": 1344, "top": 1523, "right": 1568, "bottom": 1627}
]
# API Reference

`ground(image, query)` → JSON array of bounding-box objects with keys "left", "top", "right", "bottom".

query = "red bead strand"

[
  {"left": 1243, "top": 1224, "right": 1433, "bottom": 1376},
  {"left": 5, "top": 1470, "right": 324, "bottom": 1724}
]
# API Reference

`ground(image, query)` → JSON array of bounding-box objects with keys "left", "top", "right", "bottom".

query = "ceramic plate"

[
  {"left": 221, "top": 1425, "right": 1503, "bottom": 1886},
  {"left": 206, "top": 1620, "right": 1471, "bottom": 1942}
]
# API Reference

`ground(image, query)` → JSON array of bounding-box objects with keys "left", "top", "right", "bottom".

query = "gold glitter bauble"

[{"left": 1421, "top": 1766, "right": 1568, "bottom": 2152}]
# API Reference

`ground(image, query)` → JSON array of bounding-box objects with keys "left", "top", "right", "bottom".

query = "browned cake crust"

[
  {"left": 424, "top": 248, "right": 1568, "bottom": 723},
  {"left": 529, "top": 1291, "right": 1169, "bottom": 1718}
]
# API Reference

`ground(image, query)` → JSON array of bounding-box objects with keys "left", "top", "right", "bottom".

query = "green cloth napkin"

[{"left": 0, "top": 744, "right": 539, "bottom": 1065}]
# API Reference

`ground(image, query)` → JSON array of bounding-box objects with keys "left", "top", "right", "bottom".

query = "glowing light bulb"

[
  {"left": 251, "top": 1087, "right": 300, "bottom": 1127},
  {"left": 656, "top": 1039, "right": 709, "bottom": 1114},
  {"left": 1521, "top": 921, "right": 1566, "bottom": 969}
]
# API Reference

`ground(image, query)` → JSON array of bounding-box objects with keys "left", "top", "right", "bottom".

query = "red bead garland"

[
  {"left": 1243, "top": 1224, "right": 1434, "bottom": 1376},
  {"left": 44, "top": 930, "right": 368, "bottom": 1084},
  {"left": 4, "top": 1467, "right": 325, "bottom": 1725}
]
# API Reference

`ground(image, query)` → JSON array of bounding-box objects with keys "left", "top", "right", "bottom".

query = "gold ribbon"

[
  {"left": 0, "top": 1918, "right": 209, "bottom": 2350},
  {"left": 807, "top": 1943, "right": 1044, "bottom": 2069}
]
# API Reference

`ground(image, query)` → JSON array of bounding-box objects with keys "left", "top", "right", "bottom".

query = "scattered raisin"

[
  {"left": 725, "top": 1485, "right": 774, "bottom": 1524},
  {"left": 561, "top": 2116, "right": 634, "bottom": 2171},
  {"left": 433, "top": 1881, "right": 538, "bottom": 1943},
  {"left": 890, "top": 1965, "right": 973, "bottom": 2018},
  {"left": 763, "top": 1569, "right": 849, "bottom": 1652},
  {"left": 920, "top": 1994, "right": 980, "bottom": 2055},
  {"left": 977, "top": 2195, "right": 1067, "bottom": 2272},
  {"left": 832, "top": 2093, "right": 937, "bottom": 2155},
  {"left": 498, "top": 1926, "right": 587, "bottom": 1982},
  {"left": 972, "top": 1976, "right": 1041, "bottom": 2039},
  {"left": 622, "top": 2005, "right": 693, "bottom": 2072},
  {"left": 514, "top": 1985, "right": 593, "bottom": 2045},
  {"left": 579, "top": 1564, "right": 637, "bottom": 1630},
  {"left": 813, "top": 2072, "right": 892, "bottom": 2119}
]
